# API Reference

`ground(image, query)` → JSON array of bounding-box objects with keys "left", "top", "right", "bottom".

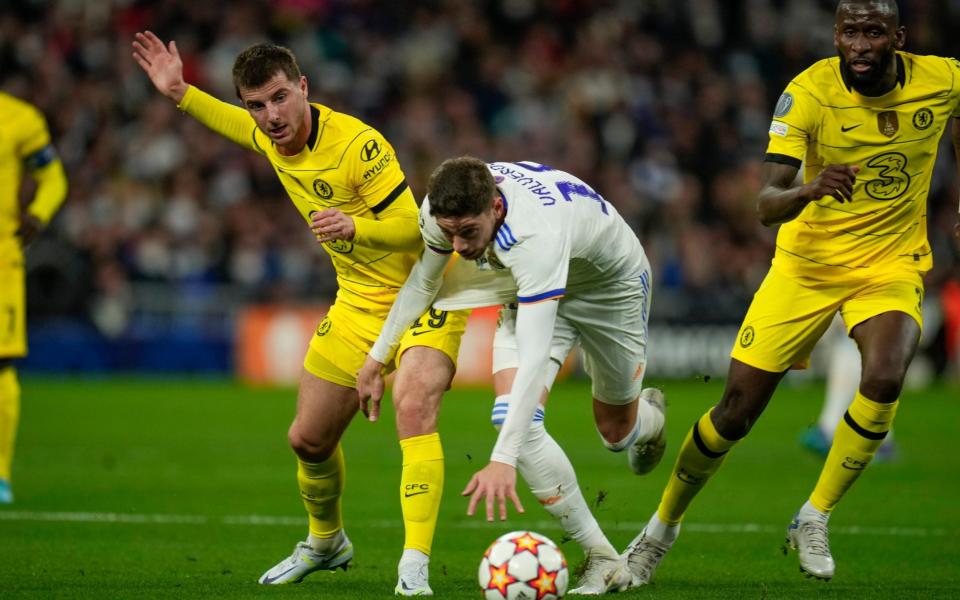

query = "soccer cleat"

[
  {"left": 568, "top": 549, "right": 631, "bottom": 595},
  {"left": 785, "top": 514, "right": 835, "bottom": 580},
  {"left": 258, "top": 533, "right": 353, "bottom": 585},
  {"left": 628, "top": 388, "right": 667, "bottom": 475},
  {"left": 395, "top": 557, "right": 433, "bottom": 596},
  {"left": 622, "top": 526, "right": 673, "bottom": 587},
  {"left": 0, "top": 479, "right": 12, "bottom": 504}
]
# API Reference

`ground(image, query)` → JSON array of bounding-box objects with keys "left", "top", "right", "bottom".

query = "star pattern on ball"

[
  {"left": 509, "top": 532, "right": 544, "bottom": 556},
  {"left": 528, "top": 565, "right": 560, "bottom": 600},
  {"left": 485, "top": 562, "right": 518, "bottom": 596}
]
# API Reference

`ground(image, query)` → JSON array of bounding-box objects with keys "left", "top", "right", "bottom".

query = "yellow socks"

[
  {"left": 810, "top": 392, "right": 898, "bottom": 512},
  {"left": 298, "top": 444, "right": 345, "bottom": 540},
  {"left": 657, "top": 409, "right": 738, "bottom": 525},
  {"left": 0, "top": 367, "right": 20, "bottom": 482},
  {"left": 399, "top": 432, "right": 444, "bottom": 555}
]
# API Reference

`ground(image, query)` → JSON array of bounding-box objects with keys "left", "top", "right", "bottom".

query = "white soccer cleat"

[
  {"left": 623, "top": 526, "right": 673, "bottom": 587},
  {"left": 628, "top": 388, "right": 667, "bottom": 475},
  {"left": 395, "top": 557, "right": 433, "bottom": 596},
  {"left": 568, "top": 549, "right": 631, "bottom": 595},
  {"left": 258, "top": 534, "right": 353, "bottom": 585},
  {"left": 785, "top": 514, "right": 835, "bottom": 580}
]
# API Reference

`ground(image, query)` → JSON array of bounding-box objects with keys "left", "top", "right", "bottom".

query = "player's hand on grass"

[
  {"left": 804, "top": 164, "right": 860, "bottom": 203},
  {"left": 132, "top": 31, "right": 189, "bottom": 103},
  {"left": 357, "top": 356, "right": 386, "bottom": 422},
  {"left": 311, "top": 209, "right": 355, "bottom": 244},
  {"left": 463, "top": 461, "right": 524, "bottom": 522}
]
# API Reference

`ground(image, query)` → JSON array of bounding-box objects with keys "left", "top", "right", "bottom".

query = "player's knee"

[
  {"left": 287, "top": 426, "right": 335, "bottom": 462},
  {"left": 858, "top": 373, "right": 903, "bottom": 404},
  {"left": 712, "top": 395, "right": 755, "bottom": 440},
  {"left": 394, "top": 379, "right": 443, "bottom": 435}
]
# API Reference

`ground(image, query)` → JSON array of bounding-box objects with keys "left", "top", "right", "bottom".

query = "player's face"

[
  {"left": 435, "top": 195, "right": 505, "bottom": 261},
  {"left": 834, "top": 3, "right": 904, "bottom": 94},
  {"left": 239, "top": 72, "right": 310, "bottom": 154}
]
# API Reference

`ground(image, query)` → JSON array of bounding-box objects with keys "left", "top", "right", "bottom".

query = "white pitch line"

[{"left": 0, "top": 510, "right": 948, "bottom": 537}]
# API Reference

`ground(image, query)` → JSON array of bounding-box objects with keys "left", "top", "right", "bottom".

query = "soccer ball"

[{"left": 478, "top": 530, "right": 568, "bottom": 600}]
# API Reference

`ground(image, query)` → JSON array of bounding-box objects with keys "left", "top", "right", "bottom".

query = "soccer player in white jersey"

[{"left": 357, "top": 156, "right": 667, "bottom": 594}]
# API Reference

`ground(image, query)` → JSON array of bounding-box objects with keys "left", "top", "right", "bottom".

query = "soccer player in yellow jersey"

[
  {"left": 133, "top": 32, "right": 468, "bottom": 595},
  {"left": 623, "top": 0, "right": 960, "bottom": 586},
  {"left": 0, "top": 92, "right": 68, "bottom": 504}
]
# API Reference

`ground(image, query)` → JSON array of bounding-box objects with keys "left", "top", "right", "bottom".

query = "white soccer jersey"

[
  {"left": 368, "top": 160, "right": 650, "bottom": 467},
  {"left": 422, "top": 161, "right": 648, "bottom": 308}
]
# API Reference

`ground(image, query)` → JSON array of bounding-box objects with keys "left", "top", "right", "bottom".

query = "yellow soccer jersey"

[
  {"left": 178, "top": 86, "right": 420, "bottom": 311},
  {"left": 765, "top": 52, "right": 960, "bottom": 280},
  {"left": 0, "top": 93, "right": 55, "bottom": 259}
]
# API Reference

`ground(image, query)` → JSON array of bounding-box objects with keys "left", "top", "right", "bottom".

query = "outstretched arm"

[
  {"left": 132, "top": 31, "right": 257, "bottom": 151},
  {"left": 757, "top": 161, "right": 860, "bottom": 226},
  {"left": 463, "top": 298, "right": 558, "bottom": 521}
]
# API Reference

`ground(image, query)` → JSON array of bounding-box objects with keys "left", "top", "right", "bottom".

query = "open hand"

[
  {"left": 463, "top": 461, "right": 523, "bottom": 522},
  {"left": 132, "top": 31, "right": 189, "bottom": 103}
]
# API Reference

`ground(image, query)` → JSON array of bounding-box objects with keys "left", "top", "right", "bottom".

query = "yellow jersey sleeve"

[
  {"left": 16, "top": 104, "right": 51, "bottom": 158},
  {"left": 177, "top": 85, "right": 262, "bottom": 154},
  {"left": 765, "top": 80, "right": 821, "bottom": 166}
]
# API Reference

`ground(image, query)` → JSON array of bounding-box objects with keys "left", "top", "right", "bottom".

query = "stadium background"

[{"left": 3, "top": 0, "right": 959, "bottom": 381}]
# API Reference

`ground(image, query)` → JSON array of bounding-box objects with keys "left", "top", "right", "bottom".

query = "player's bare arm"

[
  {"left": 131, "top": 31, "right": 189, "bottom": 104},
  {"left": 15, "top": 214, "right": 44, "bottom": 247},
  {"left": 311, "top": 209, "right": 355, "bottom": 243},
  {"left": 757, "top": 162, "right": 859, "bottom": 226}
]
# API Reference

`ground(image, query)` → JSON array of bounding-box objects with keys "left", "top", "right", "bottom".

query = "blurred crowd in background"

[{"left": 3, "top": 1, "right": 960, "bottom": 353}]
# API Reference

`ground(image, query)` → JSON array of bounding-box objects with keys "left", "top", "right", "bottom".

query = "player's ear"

[
  {"left": 299, "top": 75, "right": 308, "bottom": 98},
  {"left": 893, "top": 26, "right": 906, "bottom": 50}
]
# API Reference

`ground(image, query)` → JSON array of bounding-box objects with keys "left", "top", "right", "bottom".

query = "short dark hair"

[
  {"left": 232, "top": 43, "right": 301, "bottom": 98},
  {"left": 427, "top": 156, "right": 496, "bottom": 218}
]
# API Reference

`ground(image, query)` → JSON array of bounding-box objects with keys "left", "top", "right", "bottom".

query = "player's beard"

[{"left": 839, "top": 49, "right": 896, "bottom": 95}]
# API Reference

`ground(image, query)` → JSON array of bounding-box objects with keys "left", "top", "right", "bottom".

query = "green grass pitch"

[{"left": 1, "top": 376, "right": 957, "bottom": 598}]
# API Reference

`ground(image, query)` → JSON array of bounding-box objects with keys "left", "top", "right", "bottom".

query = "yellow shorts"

[
  {"left": 303, "top": 302, "right": 469, "bottom": 387},
  {"left": 730, "top": 265, "right": 924, "bottom": 372},
  {"left": 0, "top": 255, "right": 26, "bottom": 358}
]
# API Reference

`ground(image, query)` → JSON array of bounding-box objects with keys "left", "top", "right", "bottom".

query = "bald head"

[{"left": 836, "top": 0, "right": 899, "bottom": 26}]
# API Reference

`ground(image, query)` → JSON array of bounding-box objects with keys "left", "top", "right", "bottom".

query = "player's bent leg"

[
  {"left": 261, "top": 369, "right": 358, "bottom": 585},
  {"left": 0, "top": 363, "right": 19, "bottom": 504},
  {"left": 393, "top": 346, "right": 456, "bottom": 597},
  {"left": 593, "top": 389, "right": 666, "bottom": 475},
  {"left": 495, "top": 399, "right": 628, "bottom": 595}
]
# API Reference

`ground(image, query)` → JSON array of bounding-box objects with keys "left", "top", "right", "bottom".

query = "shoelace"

[
  {"left": 627, "top": 536, "right": 668, "bottom": 580},
  {"left": 799, "top": 521, "right": 831, "bottom": 557}
]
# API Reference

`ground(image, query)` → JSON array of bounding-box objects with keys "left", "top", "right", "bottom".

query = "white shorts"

[{"left": 492, "top": 263, "right": 652, "bottom": 405}]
